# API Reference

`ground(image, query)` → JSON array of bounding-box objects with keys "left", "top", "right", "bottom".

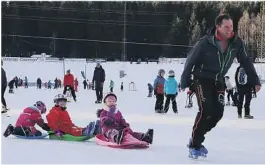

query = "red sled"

[{"left": 95, "top": 133, "right": 149, "bottom": 149}]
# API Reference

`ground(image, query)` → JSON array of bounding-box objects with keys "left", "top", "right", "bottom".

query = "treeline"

[{"left": 1, "top": 1, "right": 262, "bottom": 60}]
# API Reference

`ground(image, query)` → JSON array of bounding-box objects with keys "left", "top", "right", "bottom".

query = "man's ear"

[{"left": 216, "top": 25, "right": 220, "bottom": 30}]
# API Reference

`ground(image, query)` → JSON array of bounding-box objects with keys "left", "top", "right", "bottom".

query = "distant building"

[{"left": 31, "top": 53, "right": 52, "bottom": 58}]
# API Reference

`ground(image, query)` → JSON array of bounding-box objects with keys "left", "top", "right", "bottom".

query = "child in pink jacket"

[
  {"left": 96, "top": 93, "right": 153, "bottom": 144},
  {"left": 3, "top": 101, "right": 50, "bottom": 137}
]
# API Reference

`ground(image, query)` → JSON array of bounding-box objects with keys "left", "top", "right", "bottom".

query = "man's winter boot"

[
  {"left": 141, "top": 129, "right": 154, "bottom": 144},
  {"left": 114, "top": 130, "right": 124, "bottom": 145},
  {"left": 1, "top": 106, "right": 9, "bottom": 113},
  {"left": 187, "top": 139, "right": 208, "bottom": 155},
  {"left": 238, "top": 114, "right": 242, "bottom": 119},
  {"left": 3, "top": 124, "right": 14, "bottom": 137},
  {"left": 189, "top": 148, "right": 206, "bottom": 159},
  {"left": 226, "top": 101, "right": 230, "bottom": 106},
  {"left": 244, "top": 115, "right": 254, "bottom": 119}
]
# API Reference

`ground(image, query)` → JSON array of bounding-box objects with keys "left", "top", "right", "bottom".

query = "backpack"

[{"left": 238, "top": 67, "right": 248, "bottom": 85}]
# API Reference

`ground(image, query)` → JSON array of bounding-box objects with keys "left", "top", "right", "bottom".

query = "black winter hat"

[{"left": 103, "top": 93, "right": 117, "bottom": 103}]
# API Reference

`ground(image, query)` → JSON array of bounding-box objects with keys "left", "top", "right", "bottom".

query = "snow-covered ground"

[{"left": 1, "top": 61, "right": 265, "bottom": 164}]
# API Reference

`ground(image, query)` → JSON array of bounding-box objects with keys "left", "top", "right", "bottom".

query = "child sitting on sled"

[
  {"left": 96, "top": 93, "right": 153, "bottom": 145},
  {"left": 3, "top": 101, "right": 50, "bottom": 137},
  {"left": 46, "top": 94, "right": 101, "bottom": 137}
]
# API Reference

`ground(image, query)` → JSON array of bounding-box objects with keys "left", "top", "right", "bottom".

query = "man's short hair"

[{"left": 215, "top": 14, "right": 231, "bottom": 26}]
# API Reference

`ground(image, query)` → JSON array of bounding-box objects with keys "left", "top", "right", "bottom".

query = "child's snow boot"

[
  {"left": 141, "top": 129, "right": 154, "bottom": 144},
  {"left": 3, "top": 124, "right": 14, "bottom": 137}
]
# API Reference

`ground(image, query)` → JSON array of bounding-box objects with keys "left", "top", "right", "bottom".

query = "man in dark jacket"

[
  {"left": 2, "top": 60, "right": 8, "bottom": 112},
  {"left": 92, "top": 62, "right": 105, "bottom": 103},
  {"left": 235, "top": 65, "right": 256, "bottom": 119},
  {"left": 180, "top": 14, "right": 261, "bottom": 158}
]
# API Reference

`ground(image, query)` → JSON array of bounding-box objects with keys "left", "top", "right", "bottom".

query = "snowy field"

[{"left": 1, "top": 61, "right": 265, "bottom": 164}]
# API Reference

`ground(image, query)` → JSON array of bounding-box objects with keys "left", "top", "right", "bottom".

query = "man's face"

[{"left": 216, "top": 19, "right": 233, "bottom": 39}]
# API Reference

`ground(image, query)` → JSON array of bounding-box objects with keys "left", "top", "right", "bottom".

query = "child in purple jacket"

[{"left": 96, "top": 93, "right": 153, "bottom": 145}]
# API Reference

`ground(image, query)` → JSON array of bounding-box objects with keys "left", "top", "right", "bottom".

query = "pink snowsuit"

[
  {"left": 15, "top": 106, "right": 47, "bottom": 135},
  {"left": 99, "top": 106, "right": 144, "bottom": 142}
]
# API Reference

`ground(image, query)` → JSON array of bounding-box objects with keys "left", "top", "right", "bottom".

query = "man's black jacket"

[
  {"left": 92, "top": 66, "right": 105, "bottom": 85},
  {"left": 180, "top": 27, "right": 260, "bottom": 89}
]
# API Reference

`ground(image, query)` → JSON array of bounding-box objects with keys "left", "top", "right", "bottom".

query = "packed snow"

[{"left": 1, "top": 60, "right": 265, "bottom": 164}]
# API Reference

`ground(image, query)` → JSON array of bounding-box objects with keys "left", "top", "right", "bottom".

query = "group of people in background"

[
  {"left": 149, "top": 64, "right": 258, "bottom": 119},
  {"left": 152, "top": 69, "right": 179, "bottom": 114}
]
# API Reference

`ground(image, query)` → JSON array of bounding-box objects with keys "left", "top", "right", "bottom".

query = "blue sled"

[{"left": 14, "top": 133, "right": 49, "bottom": 139}]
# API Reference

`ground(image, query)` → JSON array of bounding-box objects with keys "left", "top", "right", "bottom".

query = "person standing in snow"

[
  {"left": 180, "top": 14, "right": 261, "bottom": 158},
  {"left": 74, "top": 78, "right": 78, "bottom": 92},
  {"left": 235, "top": 65, "right": 256, "bottom": 119},
  {"left": 92, "top": 62, "right": 105, "bottom": 103},
  {"left": 109, "top": 80, "right": 114, "bottom": 92},
  {"left": 153, "top": 69, "right": 166, "bottom": 113},
  {"left": 63, "top": 70, "right": 76, "bottom": 102},
  {"left": 224, "top": 76, "right": 234, "bottom": 106},
  {"left": 163, "top": 70, "right": 178, "bottom": 114},
  {"left": 24, "top": 76, "right": 28, "bottom": 88},
  {"left": 1, "top": 60, "right": 8, "bottom": 112}
]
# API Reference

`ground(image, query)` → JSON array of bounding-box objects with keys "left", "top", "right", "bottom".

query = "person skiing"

[
  {"left": 92, "top": 62, "right": 105, "bottom": 103},
  {"left": 1, "top": 60, "right": 8, "bottom": 113},
  {"left": 180, "top": 14, "right": 261, "bottom": 159},
  {"left": 224, "top": 76, "right": 234, "bottom": 106},
  {"left": 46, "top": 94, "right": 101, "bottom": 137},
  {"left": 235, "top": 65, "right": 256, "bottom": 119},
  {"left": 163, "top": 70, "right": 178, "bottom": 114},
  {"left": 63, "top": 69, "right": 76, "bottom": 102},
  {"left": 96, "top": 93, "right": 153, "bottom": 145},
  {"left": 153, "top": 69, "right": 166, "bottom": 113},
  {"left": 3, "top": 101, "right": 50, "bottom": 137}
]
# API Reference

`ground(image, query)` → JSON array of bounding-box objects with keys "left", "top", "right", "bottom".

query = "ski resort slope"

[{"left": 1, "top": 61, "right": 265, "bottom": 164}]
